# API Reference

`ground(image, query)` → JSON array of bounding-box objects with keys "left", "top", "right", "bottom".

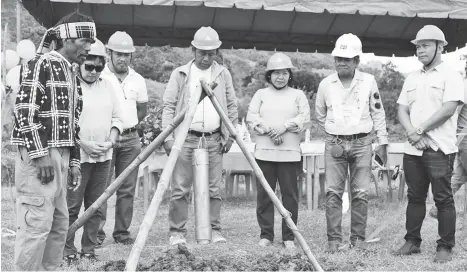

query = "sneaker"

[
  {"left": 80, "top": 253, "right": 98, "bottom": 262},
  {"left": 115, "top": 237, "right": 135, "bottom": 245},
  {"left": 63, "top": 254, "right": 79, "bottom": 266},
  {"left": 258, "top": 238, "right": 272, "bottom": 247},
  {"left": 395, "top": 241, "right": 421, "bottom": 255},
  {"left": 434, "top": 247, "right": 452, "bottom": 263},
  {"left": 429, "top": 206, "right": 438, "bottom": 219},
  {"left": 169, "top": 233, "right": 187, "bottom": 246},
  {"left": 212, "top": 231, "right": 227, "bottom": 243}
]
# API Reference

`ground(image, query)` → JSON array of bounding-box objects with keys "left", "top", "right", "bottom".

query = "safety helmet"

[
  {"left": 265, "top": 52, "right": 294, "bottom": 71},
  {"left": 88, "top": 39, "right": 107, "bottom": 58},
  {"left": 16, "top": 39, "right": 36, "bottom": 61},
  {"left": 106, "top": 31, "right": 136, "bottom": 53},
  {"left": 331, "top": 33, "right": 363, "bottom": 59},
  {"left": 411, "top": 25, "right": 448, "bottom": 46},
  {"left": 191, "top": 26, "right": 222, "bottom": 50}
]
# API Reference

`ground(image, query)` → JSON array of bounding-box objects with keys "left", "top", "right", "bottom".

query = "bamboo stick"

[
  {"left": 200, "top": 80, "right": 324, "bottom": 272},
  {"left": 125, "top": 82, "right": 204, "bottom": 271},
  {"left": 67, "top": 106, "right": 190, "bottom": 237}
]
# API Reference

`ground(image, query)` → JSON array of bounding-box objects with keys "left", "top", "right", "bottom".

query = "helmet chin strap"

[
  {"left": 426, "top": 40, "right": 439, "bottom": 68},
  {"left": 271, "top": 82, "right": 288, "bottom": 90}
]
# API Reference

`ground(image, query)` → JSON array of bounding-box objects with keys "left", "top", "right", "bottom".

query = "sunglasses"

[{"left": 84, "top": 64, "right": 104, "bottom": 72}]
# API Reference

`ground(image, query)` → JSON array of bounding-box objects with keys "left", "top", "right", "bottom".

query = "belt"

[
  {"left": 122, "top": 127, "right": 137, "bottom": 135},
  {"left": 188, "top": 128, "right": 221, "bottom": 137},
  {"left": 329, "top": 132, "right": 369, "bottom": 141}
]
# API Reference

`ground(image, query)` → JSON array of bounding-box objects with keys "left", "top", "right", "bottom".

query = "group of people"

[{"left": 9, "top": 10, "right": 466, "bottom": 271}]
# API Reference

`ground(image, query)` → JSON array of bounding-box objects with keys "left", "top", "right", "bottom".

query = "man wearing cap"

[
  {"left": 396, "top": 25, "right": 465, "bottom": 263},
  {"left": 10, "top": 11, "right": 95, "bottom": 270},
  {"left": 162, "top": 26, "right": 238, "bottom": 245},
  {"left": 315, "top": 33, "right": 389, "bottom": 252},
  {"left": 97, "top": 31, "right": 148, "bottom": 246}
]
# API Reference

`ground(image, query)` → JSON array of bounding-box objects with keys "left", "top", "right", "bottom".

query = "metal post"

[
  {"left": 193, "top": 148, "right": 211, "bottom": 244},
  {"left": 125, "top": 83, "right": 204, "bottom": 271},
  {"left": 200, "top": 80, "right": 323, "bottom": 272}
]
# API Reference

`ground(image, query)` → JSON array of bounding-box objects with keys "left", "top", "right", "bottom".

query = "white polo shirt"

[
  {"left": 397, "top": 62, "right": 465, "bottom": 156},
  {"left": 102, "top": 66, "right": 148, "bottom": 129}
]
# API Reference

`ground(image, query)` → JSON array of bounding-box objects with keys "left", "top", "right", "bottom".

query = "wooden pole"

[
  {"left": 200, "top": 80, "right": 324, "bottom": 272},
  {"left": 67, "top": 106, "right": 191, "bottom": 237},
  {"left": 16, "top": 1, "right": 21, "bottom": 43},
  {"left": 306, "top": 156, "right": 313, "bottom": 210},
  {"left": 125, "top": 82, "right": 204, "bottom": 271},
  {"left": 2, "top": 23, "right": 8, "bottom": 83}
]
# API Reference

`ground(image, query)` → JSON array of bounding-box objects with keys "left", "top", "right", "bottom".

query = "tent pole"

[
  {"left": 125, "top": 82, "right": 204, "bottom": 271},
  {"left": 200, "top": 79, "right": 324, "bottom": 272}
]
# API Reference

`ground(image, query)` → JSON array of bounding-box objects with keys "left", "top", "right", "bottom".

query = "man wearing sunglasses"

[{"left": 97, "top": 31, "right": 148, "bottom": 246}]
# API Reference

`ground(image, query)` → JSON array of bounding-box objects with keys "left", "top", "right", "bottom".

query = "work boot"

[
  {"left": 212, "top": 230, "right": 227, "bottom": 243},
  {"left": 325, "top": 241, "right": 343, "bottom": 253},
  {"left": 115, "top": 237, "right": 135, "bottom": 245},
  {"left": 395, "top": 241, "right": 421, "bottom": 255},
  {"left": 63, "top": 254, "right": 79, "bottom": 266},
  {"left": 434, "top": 247, "right": 452, "bottom": 263},
  {"left": 429, "top": 206, "right": 438, "bottom": 219},
  {"left": 258, "top": 238, "right": 272, "bottom": 247},
  {"left": 169, "top": 233, "right": 187, "bottom": 246}
]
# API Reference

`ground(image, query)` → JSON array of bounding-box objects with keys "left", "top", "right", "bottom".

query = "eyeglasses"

[{"left": 84, "top": 64, "right": 104, "bottom": 72}]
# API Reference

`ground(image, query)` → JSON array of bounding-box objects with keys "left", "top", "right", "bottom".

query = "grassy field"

[{"left": 1, "top": 184, "right": 467, "bottom": 271}]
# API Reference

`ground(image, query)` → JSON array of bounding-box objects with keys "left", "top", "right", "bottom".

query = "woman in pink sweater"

[{"left": 247, "top": 53, "right": 310, "bottom": 250}]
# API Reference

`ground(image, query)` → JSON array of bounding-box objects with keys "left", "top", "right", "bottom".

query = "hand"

[
  {"left": 163, "top": 140, "right": 174, "bottom": 156},
  {"left": 81, "top": 140, "right": 106, "bottom": 157},
  {"left": 220, "top": 138, "right": 234, "bottom": 154},
  {"left": 268, "top": 125, "right": 287, "bottom": 139},
  {"left": 68, "top": 166, "right": 81, "bottom": 191},
  {"left": 31, "top": 156, "right": 54, "bottom": 184},
  {"left": 273, "top": 135, "right": 283, "bottom": 145},
  {"left": 374, "top": 144, "right": 388, "bottom": 166},
  {"left": 407, "top": 129, "right": 423, "bottom": 145},
  {"left": 414, "top": 136, "right": 431, "bottom": 150},
  {"left": 255, "top": 124, "right": 270, "bottom": 135},
  {"left": 96, "top": 141, "right": 113, "bottom": 152}
]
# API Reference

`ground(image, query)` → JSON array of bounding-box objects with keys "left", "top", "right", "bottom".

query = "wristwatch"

[{"left": 416, "top": 127, "right": 424, "bottom": 135}]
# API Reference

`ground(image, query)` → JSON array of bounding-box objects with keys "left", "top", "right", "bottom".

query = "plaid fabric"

[
  {"left": 39, "top": 22, "right": 96, "bottom": 52},
  {"left": 11, "top": 51, "right": 83, "bottom": 169}
]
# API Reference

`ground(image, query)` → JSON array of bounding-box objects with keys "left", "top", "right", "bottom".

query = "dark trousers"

[
  {"left": 64, "top": 161, "right": 111, "bottom": 255},
  {"left": 256, "top": 159, "right": 299, "bottom": 242},
  {"left": 403, "top": 149, "right": 456, "bottom": 249},
  {"left": 97, "top": 131, "right": 141, "bottom": 242}
]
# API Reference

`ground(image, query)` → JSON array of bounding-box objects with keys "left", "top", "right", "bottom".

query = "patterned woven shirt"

[{"left": 10, "top": 51, "right": 82, "bottom": 168}]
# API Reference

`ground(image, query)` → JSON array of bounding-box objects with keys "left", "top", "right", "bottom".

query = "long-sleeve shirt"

[
  {"left": 315, "top": 70, "right": 389, "bottom": 145},
  {"left": 10, "top": 51, "right": 82, "bottom": 168},
  {"left": 79, "top": 77, "right": 124, "bottom": 163},
  {"left": 247, "top": 87, "right": 310, "bottom": 162}
]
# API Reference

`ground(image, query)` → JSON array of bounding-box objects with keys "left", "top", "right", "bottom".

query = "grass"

[{"left": 1, "top": 184, "right": 467, "bottom": 271}]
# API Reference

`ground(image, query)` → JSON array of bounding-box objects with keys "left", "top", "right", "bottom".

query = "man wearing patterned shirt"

[{"left": 10, "top": 12, "right": 95, "bottom": 271}]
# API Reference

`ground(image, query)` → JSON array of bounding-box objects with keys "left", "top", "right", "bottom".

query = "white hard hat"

[
  {"left": 2, "top": 50, "right": 20, "bottom": 71},
  {"left": 88, "top": 39, "right": 107, "bottom": 58},
  {"left": 332, "top": 33, "right": 363, "bottom": 58},
  {"left": 266, "top": 52, "right": 294, "bottom": 71},
  {"left": 411, "top": 25, "right": 448, "bottom": 46},
  {"left": 191, "top": 26, "right": 222, "bottom": 50},
  {"left": 107, "top": 31, "right": 136, "bottom": 53},
  {"left": 16, "top": 40, "right": 36, "bottom": 61}
]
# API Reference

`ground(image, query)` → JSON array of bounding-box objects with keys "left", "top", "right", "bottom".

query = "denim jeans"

[
  {"left": 169, "top": 132, "right": 223, "bottom": 235},
  {"left": 451, "top": 139, "right": 467, "bottom": 194},
  {"left": 15, "top": 147, "right": 70, "bottom": 271},
  {"left": 256, "top": 159, "right": 299, "bottom": 242},
  {"left": 324, "top": 134, "right": 372, "bottom": 243},
  {"left": 97, "top": 131, "right": 141, "bottom": 242},
  {"left": 64, "top": 161, "right": 111, "bottom": 256},
  {"left": 403, "top": 149, "right": 456, "bottom": 249}
]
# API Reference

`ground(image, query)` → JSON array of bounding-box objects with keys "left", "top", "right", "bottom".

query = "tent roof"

[{"left": 22, "top": 0, "right": 467, "bottom": 56}]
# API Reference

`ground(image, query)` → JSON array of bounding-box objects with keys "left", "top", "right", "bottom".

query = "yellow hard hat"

[
  {"left": 191, "top": 26, "right": 222, "bottom": 50},
  {"left": 411, "top": 25, "right": 448, "bottom": 46},
  {"left": 106, "top": 31, "right": 136, "bottom": 53},
  {"left": 332, "top": 33, "right": 362, "bottom": 58},
  {"left": 266, "top": 52, "right": 294, "bottom": 71},
  {"left": 89, "top": 39, "right": 107, "bottom": 58}
]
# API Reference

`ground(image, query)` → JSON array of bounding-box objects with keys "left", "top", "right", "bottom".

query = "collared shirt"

[
  {"left": 456, "top": 78, "right": 467, "bottom": 135},
  {"left": 315, "top": 70, "right": 389, "bottom": 145},
  {"left": 79, "top": 77, "right": 124, "bottom": 163},
  {"left": 11, "top": 51, "right": 82, "bottom": 168},
  {"left": 397, "top": 62, "right": 465, "bottom": 156},
  {"left": 102, "top": 66, "right": 148, "bottom": 129},
  {"left": 188, "top": 63, "right": 221, "bottom": 132}
]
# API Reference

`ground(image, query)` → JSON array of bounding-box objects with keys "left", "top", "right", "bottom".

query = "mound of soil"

[{"left": 101, "top": 244, "right": 316, "bottom": 271}]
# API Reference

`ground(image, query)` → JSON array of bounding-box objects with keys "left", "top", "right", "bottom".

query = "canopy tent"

[{"left": 22, "top": 0, "right": 467, "bottom": 56}]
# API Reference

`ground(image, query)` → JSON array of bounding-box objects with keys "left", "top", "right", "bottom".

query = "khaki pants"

[{"left": 14, "top": 147, "right": 70, "bottom": 271}]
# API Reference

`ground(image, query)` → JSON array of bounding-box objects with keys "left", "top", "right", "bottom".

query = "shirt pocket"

[
  {"left": 123, "top": 88, "right": 138, "bottom": 101},
  {"left": 429, "top": 80, "right": 445, "bottom": 102},
  {"left": 406, "top": 85, "right": 417, "bottom": 106}
]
